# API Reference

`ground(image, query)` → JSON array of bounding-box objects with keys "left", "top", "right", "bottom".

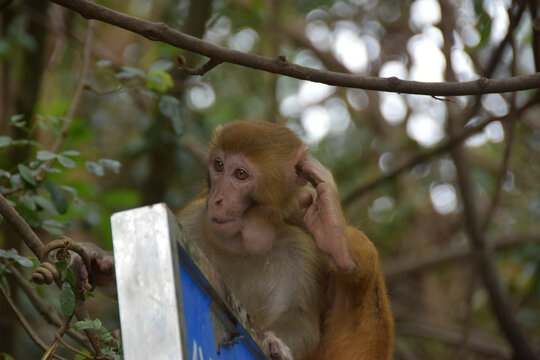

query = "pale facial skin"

[{"left": 207, "top": 150, "right": 276, "bottom": 255}]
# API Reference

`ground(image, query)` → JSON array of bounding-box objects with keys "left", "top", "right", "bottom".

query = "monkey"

[
  {"left": 74, "top": 121, "right": 394, "bottom": 360},
  {"left": 177, "top": 121, "right": 394, "bottom": 360}
]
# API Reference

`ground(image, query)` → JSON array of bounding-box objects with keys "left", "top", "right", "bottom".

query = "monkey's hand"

[
  {"left": 262, "top": 331, "right": 294, "bottom": 360},
  {"left": 70, "top": 242, "right": 115, "bottom": 292},
  {"left": 297, "top": 157, "right": 356, "bottom": 273}
]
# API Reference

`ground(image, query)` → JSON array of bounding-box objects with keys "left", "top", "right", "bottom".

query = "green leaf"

[
  {"left": 59, "top": 185, "right": 80, "bottom": 202},
  {"left": 0, "top": 351, "right": 15, "bottom": 360},
  {"left": 37, "top": 150, "right": 57, "bottom": 161},
  {"left": 158, "top": 95, "right": 183, "bottom": 135},
  {"left": 97, "top": 59, "right": 111, "bottom": 68},
  {"left": 116, "top": 66, "right": 146, "bottom": 79},
  {"left": 10, "top": 114, "right": 25, "bottom": 128},
  {"left": 10, "top": 139, "right": 39, "bottom": 146},
  {"left": 148, "top": 59, "right": 174, "bottom": 73},
  {"left": 0, "top": 170, "right": 10, "bottom": 179},
  {"left": 74, "top": 319, "right": 102, "bottom": 331},
  {"left": 55, "top": 261, "right": 68, "bottom": 272},
  {"left": 98, "top": 159, "right": 121, "bottom": 174},
  {"left": 33, "top": 195, "right": 59, "bottom": 216},
  {"left": 17, "top": 164, "right": 36, "bottom": 186},
  {"left": 146, "top": 70, "right": 173, "bottom": 93},
  {"left": 43, "top": 167, "right": 61, "bottom": 174},
  {"left": 41, "top": 219, "right": 64, "bottom": 236},
  {"left": 100, "top": 331, "right": 113, "bottom": 343},
  {"left": 61, "top": 150, "right": 80, "bottom": 157},
  {"left": 9, "top": 174, "right": 22, "bottom": 188},
  {"left": 13, "top": 255, "right": 33, "bottom": 267},
  {"left": 85, "top": 161, "right": 104, "bottom": 176},
  {"left": 0, "top": 249, "right": 32, "bottom": 267},
  {"left": 0, "top": 136, "right": 12, "bottom": 147},
  {"left": 60, "top": 282, "right": 75, "bottom": 316},
  {"left": 57, "top": 155, "right": 76, "bottom": 168},
  {"left": 19, "top": 193, "right": 36, "bottom": 211},
  {"left": 37, "top": 119, "right": 49, "bottom": 131},
  {"left": 45, "top": 182, "right": 68, "bottom": 214},
  {"left": 65, "top": 268, "right": 75, "bottom": 287}
]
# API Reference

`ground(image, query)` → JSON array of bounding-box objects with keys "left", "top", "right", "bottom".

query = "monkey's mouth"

[{"left": 211, "top": 217, "right": 234, "bottom": 226}]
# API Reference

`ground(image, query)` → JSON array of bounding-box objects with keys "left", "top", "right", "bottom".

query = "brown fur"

[{"left": 179, "top": 121, "right": 394, "bottom": 360}]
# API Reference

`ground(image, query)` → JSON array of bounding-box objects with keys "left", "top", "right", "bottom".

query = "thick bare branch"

[
  {"left": 47, "top": 0, "right": 540, "bottom": 96},
  {"left": 0, "top": 193, "right": 44, "bottom": 259}
]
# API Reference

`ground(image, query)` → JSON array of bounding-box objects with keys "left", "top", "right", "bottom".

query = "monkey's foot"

[{"left": 262, "top": 331, "right": 293, "bottom": 360}]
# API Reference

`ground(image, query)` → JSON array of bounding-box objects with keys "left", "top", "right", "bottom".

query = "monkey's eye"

[
  {"left": 214, "top": 159, "right": 224, "bottom": 172},
  {"left": 234, "top": 168, "right": 249, "bottom": 180}
]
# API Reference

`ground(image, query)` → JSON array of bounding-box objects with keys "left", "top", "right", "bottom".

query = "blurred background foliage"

[{"left": 1, "top": 0, "right": 540, "bottom": 358}]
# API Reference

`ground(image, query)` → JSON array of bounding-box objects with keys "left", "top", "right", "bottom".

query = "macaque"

[
  {"left": 178, "top": 121, "right": 394, "bottom": 360},
  {"left": 77, "top": 121, "right": 394, "bottom": 360}
]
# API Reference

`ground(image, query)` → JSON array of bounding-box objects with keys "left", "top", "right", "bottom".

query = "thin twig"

[
  {"left": 177, "top": 55, "right": 223, "bottom": 75},
  {"left": 55, "top": 334, "right": 93, "bottom": 359},
  {"left": 453, "top": 270, "right": 478, "bottom": 359},
  {"left": 9, "top": 265, "right": 92, "bottom": 349},
  {"left": 39, "top": 18, "right": 96, "bottom": 180},
  {"left": 342, "top": 100, "right": 535, "bottom": 207},
  {"left": 383, "top": 232, "right": 540, "bottom": 280},
  {"left": 452, "top": 124, "right": 537, "bottom": 360},
  {"left": 482, "top": 39, "right": 519, "bottom": 232},
  {"left": 397, "top": 322, "right": 510, "bottom": 358},
  {"left": 52, "top": 315, "right": 93, "bottom": 360},
  {"left": 0, "top": 282, "right": 67, "bottom": 360},
  {"left": 46, "top": 0, "right": 540, "bottom": 96}
]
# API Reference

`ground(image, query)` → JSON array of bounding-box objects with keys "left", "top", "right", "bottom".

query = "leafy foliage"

[{"left": 1, "top": 0, "right": 540, "bottom": 358}]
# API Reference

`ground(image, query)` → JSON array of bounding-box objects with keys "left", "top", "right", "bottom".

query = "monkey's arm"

[
  {"left": 298, "top": 157, "right": 394, "bottom": 360},
  {"left": 297, "top": 157, "right": 356, "bottom": 272}
]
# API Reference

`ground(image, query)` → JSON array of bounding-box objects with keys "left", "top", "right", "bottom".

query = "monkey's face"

[{"left": 207, "top": 150, "right": 258, "bottom": 241}]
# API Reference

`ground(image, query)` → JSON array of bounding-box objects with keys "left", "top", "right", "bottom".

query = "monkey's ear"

[{"left": 290, "top": 146, "right": 309, "bottom": 187}]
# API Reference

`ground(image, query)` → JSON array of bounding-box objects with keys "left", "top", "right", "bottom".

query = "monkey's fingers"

[
  {"left": 296, "top": 157, "right": 333, "bottom": 187},
  {"left": 298, "top": 191, "right": 314, "bottom": 209}
]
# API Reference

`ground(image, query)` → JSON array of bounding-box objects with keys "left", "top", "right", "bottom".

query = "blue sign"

[{"left": 177, "top": 242, "right": 266, "bottom": 360}]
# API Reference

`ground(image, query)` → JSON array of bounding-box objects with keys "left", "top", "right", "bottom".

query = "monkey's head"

[{"left": 206, "top": 121, "right": 307, "bottom": 241}]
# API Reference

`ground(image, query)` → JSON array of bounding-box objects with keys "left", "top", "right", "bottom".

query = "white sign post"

[{"left": 111, "top": 203, "right": 266, "bottom": 360}]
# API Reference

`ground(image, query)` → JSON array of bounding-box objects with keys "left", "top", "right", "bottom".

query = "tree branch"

[
  {"left": 0, "top": 193, "right": 101, "bottom": 353},
  {"left": 9, "top": 265, "right": 92, "bottom": 349},
  {"left": 452, "top": 125, "right": 537, "bottom": 360},
  {"left": 0, "top": 281, "right": 67, "bottom": 360},
  {"left": 384, "top": 232, "right": 540, "bottom": 280},
  {"left": 46, "top": 0, "right": 540, "bottom": 96},
  {"left": 342, "top": 100, "right": 535, "bottom": 207},
  {"left": 396, "top": 322, "right": 510, "bottom": 358},
  {"left": 0, "top": 193, "right": 44, "bottom": 259}
]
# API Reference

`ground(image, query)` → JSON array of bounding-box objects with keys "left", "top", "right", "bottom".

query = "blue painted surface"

[{"left": 177, "top": 247, "right": 266, "bottom": 360}]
